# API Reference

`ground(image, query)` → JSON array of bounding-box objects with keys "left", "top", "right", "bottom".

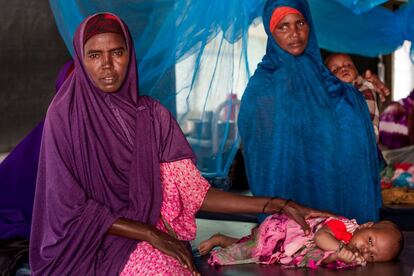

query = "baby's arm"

[
  {"left": 198, "top": 233, "right": 238, "bottom": 255},
  {"left": 314, "top": 226, "right": 364, "bottom": 264},
  {"left": 314, "top": 225, "right": 344, "bottom": 251},
  {"left": 321, "top": 244, "right": 364, "bottom": 264},
  {"left": 362, "top": 70, "right": 390, "bottom": 102}
]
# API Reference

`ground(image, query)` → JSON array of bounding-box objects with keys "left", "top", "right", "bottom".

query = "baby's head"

[
  {"left": 325, "top": 53, "right": 358, "bottom": 83},
  {"left": 348, "top": 220, "right": 403, "bottom": 262}
]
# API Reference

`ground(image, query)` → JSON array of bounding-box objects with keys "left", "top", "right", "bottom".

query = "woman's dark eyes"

[
  {"left": 297, "top": 20, "right": 308, "bottom": 28},
  {"left": 278, "top": 25, "right": 288, "bottom": 31},
  {"left": 113, "top": 50, "right": 123, "bottom": 56},
  {"left": 277, "top": 20, "right": 306, "bottom": 31},
  {"left": 87, "top": 51, "right": 123, "bottom": 59}
]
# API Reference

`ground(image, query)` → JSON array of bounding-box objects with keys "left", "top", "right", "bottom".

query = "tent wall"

[{"left": 0, "top": 0, "right": 71, "bottom": 152}]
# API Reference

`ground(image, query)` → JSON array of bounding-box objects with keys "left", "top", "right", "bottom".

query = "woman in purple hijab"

[{"left": 29, "top": 13, "right": 331, "bottom": 275}]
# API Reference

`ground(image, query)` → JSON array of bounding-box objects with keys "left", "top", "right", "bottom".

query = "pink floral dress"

[{"left": 120, "top": 159, "right": 210, "bottom": 275}]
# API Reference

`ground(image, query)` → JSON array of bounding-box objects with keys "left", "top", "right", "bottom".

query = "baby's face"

[
  {"left": 326, "top": 54, "right": 358, "bottom": 83},
  {"left": 348, "top": 222, "right": 400, "bottom": 262}
]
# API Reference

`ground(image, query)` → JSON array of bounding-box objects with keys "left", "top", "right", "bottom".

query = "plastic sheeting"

[{"left": 48, "top": 0, "right": 414, "bottom": 179}]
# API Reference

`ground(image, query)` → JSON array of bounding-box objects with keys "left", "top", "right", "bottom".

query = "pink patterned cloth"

[
  {"left": 120, "top": 159, "right": 210, "bottom": 275},
  {"left": 209, "top": 214, "right": 361, "bottom": 269}
]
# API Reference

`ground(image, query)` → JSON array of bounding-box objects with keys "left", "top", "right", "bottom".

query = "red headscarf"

[{"left": 269, "top": 6, "right": 302, "bottom": 33}]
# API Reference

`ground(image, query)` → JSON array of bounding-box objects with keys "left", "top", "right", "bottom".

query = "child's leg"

[{"left": 198, "top": 233, "right": 239, "bottom": 255}]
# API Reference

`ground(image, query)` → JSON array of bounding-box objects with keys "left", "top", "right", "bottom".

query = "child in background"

[
  {"left": 325, "top": 53, "right": 380, "bottom": 141},
  {"left": 199, "top": 213, "right": 403, "bottom": 269}
]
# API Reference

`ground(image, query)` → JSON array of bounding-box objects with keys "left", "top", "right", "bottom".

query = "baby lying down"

[{"left": 199, "top": 213, "right": 403, "bottom": 269}]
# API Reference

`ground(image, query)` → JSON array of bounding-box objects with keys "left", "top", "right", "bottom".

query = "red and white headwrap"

[{"left": 269, "top": 6, "right": 303, "bottom": 33}]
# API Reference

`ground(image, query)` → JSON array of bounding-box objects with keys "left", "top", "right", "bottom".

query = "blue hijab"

[{"left": 238, "top": 0, "right": 380, "bottom": 223}]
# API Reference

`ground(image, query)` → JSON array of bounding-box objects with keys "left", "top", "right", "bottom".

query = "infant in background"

[{"left": 325, "top": 53, "right": 380, "bottom": 141}]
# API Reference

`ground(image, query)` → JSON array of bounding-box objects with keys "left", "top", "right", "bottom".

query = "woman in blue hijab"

[{"left": 238, "top": 0, "right": 380, "bottom": 223}]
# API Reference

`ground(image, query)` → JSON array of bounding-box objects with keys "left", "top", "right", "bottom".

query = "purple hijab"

[
  {"left": 30, "top": 13, "right": 194, "bottom": 275},
  {"left": 0, "top": 60, "right": 73, "bottom": 240}
]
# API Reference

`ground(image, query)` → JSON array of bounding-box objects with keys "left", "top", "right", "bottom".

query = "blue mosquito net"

[{"left": 49, "top": 0, "right": 414, "bottom": 181}]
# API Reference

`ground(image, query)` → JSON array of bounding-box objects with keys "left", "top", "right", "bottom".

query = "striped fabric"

[
  {"left": 379, "top": 90, "right": 414, "bottom": 149},
  {"left": 353, "top": 76, "right": 380, "bottom": 141},
  {"left": 326, "top": 217, "right": 359, "bottom": 234}
]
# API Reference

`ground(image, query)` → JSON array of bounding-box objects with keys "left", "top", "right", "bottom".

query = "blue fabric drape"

[
  {"left": 49, "top": 0, "right": 414, "bottom": 62},
  {"left": 335, "top": 0, "right": 387, "bottom": 14},
  {"left": 49, "top": 0, "right": 262, "bottom": 178},
  {"left": 48, "top": 0, "right": 414, "bottom": 178},
  {"left": 238, "top": 0, "right": 380, "bottom": 223},
  {"left": 309, "top": 0, "right": 414, "bottom": 59}
]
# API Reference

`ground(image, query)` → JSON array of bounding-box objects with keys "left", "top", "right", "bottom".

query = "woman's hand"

[
  {"left": 200, "top": 188, "right": 333, "bottom": 236},
  {"left": 363, "top": 69, "right": 390, "bottom": 102},
  {"left": 108, "top": 218, "right": 199, "bottom": 275},
  {"left": 147, "top": 227, "right": 200, "bottom": 276},
  {"left": 274, "top": 200, "right": 334, "bottom": 235}
]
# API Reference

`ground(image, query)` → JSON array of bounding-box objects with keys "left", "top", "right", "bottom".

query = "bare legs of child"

[{"left": 198, "top": 233, "right": 238, "bottom": 255}]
